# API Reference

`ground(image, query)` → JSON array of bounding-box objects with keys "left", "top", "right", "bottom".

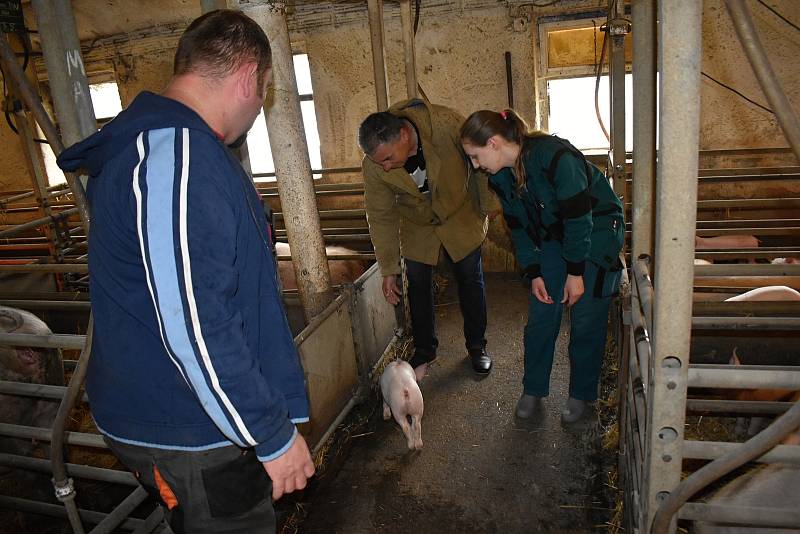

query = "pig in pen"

[{"left": 0, "top": 307, "right": 64, "bottom": 462}]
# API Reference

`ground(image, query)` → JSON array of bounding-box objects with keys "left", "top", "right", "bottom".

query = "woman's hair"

[{"left": 459, "top": 109, "right": 547, "bottom": 188}]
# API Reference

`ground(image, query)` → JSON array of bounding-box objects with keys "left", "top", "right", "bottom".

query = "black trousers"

[
  {"left": 405, "top": 246, "right": 487, "bottom": 365},
  {"left": 105, "top": 438, "right": 275, "bottom": 534}
]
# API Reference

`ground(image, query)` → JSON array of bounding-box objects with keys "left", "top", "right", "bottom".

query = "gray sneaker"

[
  {"left": 560, "top": 397, "right": 589, "bottom": 424},
  {"left": 515, "top": 394, "right": 543, "bottom": 419}
]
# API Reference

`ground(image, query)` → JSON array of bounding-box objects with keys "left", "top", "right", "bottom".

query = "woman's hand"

[
  {"left": 561, "top": 274, "right": 585, "bottom": 307},
  {"left": 531, "top": 277, "right": 554, "bottom": 304}
]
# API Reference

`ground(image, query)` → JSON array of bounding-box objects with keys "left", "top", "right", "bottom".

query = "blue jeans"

[
  {"left": 405, "top": 246, "right": 487, "bottom": 363},
  {"left": 523, "top": 240, "right": 621, "bottom": 401}
]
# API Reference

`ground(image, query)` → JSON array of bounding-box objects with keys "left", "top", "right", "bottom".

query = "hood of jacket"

[{"left": 57, "top": 91, "right": 217, "bottom": 177}]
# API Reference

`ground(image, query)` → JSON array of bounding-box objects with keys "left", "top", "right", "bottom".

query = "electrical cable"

[
  {"left": 594, "top": 21, "right": 610, "bottom": 142},
  {"left": 756, "top": 0, "right": 800, "bottom": 33},
  {"left": 701, "top": 71, "right": 774, "bottom": 115}
]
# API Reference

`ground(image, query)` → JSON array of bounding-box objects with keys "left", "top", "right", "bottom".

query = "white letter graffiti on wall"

[{"left": 65, "top": 49, "right": 85, "bottom": 78}]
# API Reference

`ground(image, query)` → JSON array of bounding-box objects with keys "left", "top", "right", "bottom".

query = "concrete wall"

[{"left": 700, "top": 0, "right": 800, "bottom": 152}]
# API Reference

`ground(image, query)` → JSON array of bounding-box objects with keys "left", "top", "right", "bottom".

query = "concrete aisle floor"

[{"left": 298, "top": 273, "right": 615, "bottom": 534}]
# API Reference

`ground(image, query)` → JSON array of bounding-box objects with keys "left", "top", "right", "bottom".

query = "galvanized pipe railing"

[
  {"left": 725, "top": 0, "right": 800, "bottom": 162},
  {"left": 0, "top": 453, "right": 134, "bottom": 485},
  {"left": 643, "top": 1, "right": 703, "bottom": 530},
  {"left": 0, "top": 207, "right": 80, "bottom": 239},
  {"left": 631, "top": 0, "right": 657, "bottom": 260},
  {"left": 0, "top": 36, "right": 90, "bottom": 236},
  {"left": 46, "top": 318, "right": 94, "bottom": 534},
  {"left": 651, "top": 400, "right": 800, "bottom": 534}
]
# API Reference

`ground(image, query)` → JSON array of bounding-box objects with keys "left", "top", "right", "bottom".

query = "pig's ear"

[{"left": 730, "top": 347, "right": 742, "bottom": 366}]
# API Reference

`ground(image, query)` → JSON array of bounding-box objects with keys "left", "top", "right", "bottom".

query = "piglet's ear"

[{"left": 729, "top": 347, "right": 742, "bottom": 366}]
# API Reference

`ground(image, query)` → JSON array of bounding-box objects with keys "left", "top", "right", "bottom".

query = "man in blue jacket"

[{"left": 57, "top": 10, "right": 313, "bottom": 532}]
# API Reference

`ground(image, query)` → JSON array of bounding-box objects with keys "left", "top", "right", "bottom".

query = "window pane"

[
  {"left": 89, "top": 82, "right": 122, "bottom": 120},
  {"left": 293, "top": 54, "right": 313, "bottom": 95},
  {"left": 301, "top": 100, "right": 321, "bottom": 171},
  {"left": 247, "top": 108, "right": 275, "bottom": 181},
  {"left": 547, "top": 74, "right": 633, "bottom": 152}
]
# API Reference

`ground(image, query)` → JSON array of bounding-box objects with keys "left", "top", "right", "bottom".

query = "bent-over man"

[{"left": 358, "top": 99, "right": 497, "bottom": 381}]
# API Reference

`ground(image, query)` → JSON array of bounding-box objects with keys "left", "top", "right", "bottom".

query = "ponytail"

[{"left": 460, "top": 109, "right": 547, "bottom": 190}]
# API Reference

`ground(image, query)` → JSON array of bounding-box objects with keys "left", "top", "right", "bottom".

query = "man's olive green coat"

[{"left": 362, "top": 99, "right": 496, "bottom": 276}]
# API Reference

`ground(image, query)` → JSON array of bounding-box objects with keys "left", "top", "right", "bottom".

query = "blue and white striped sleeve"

[{"left": 131, "top": 127, "right": 296, "bottom": 460}]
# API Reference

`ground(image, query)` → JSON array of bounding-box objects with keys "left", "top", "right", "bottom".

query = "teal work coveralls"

[{"left": 489, "top": 135, "right": 624, "bottom": 401}]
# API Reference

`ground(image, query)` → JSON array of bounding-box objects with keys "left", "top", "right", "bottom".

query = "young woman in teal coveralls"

[{"left": 460, "top": 110, "right": 624, "bottom": 424}]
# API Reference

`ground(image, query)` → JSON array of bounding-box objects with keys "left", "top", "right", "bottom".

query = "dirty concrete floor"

[{"left": 297, "top": 273, "right": 616, "bottom": 534}]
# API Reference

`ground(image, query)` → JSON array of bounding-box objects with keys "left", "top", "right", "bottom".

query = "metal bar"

[
  {"left": 683, "top": 440, "right": 800, "bottom": 464},
  {"left": 89, "top": 487, "right": 150, "bottom": 534},
  {"left": 0, "top": 380, "right": 88, "bottom": 402},
  {"left": 697, "top": 198, "right": 800, "bottom": 210},
  {"left": 0, "top": 263, "right": 89, "bottom": 274},
  {"left": 633, "top": 257, "right": 653, "bottom": 333},
  {"left": 697, "top": 173, "right": 800, "bottom": 183},
  {"left": 0, "top": 36, "right": 90, "bottom": 235},
  {"left": 686, "top": 399, "right": 794, "bottom": 415},
  {"left": 0, "top": 496, "right": 146, "bottom": 531},
  {"left": 311, "top": 394, "right": 361, "bottom": 456},
  {"left": 692, "top": 300, "right": 800, "bottom": 316},
  {"left": 0, "top": 332, "right": 86, "bottom": 349},
  {"left": 0, "top": 423, "right": 106, "bottom": 448},
  {"left": 694, "top": 263, "right": 800, "bottom": 276},
  {"left": 644, "top": 1, "right": 703, "bottom": 531},
  {"left": 696, "top": 227, "right": 800, "bottom": 237},
  {"left": 0, "top": 207, "right": 79, "bottom": 239},
  {"left": 367, "top": 0, "right": 389, "bottom": 111},
  {"left": 274, "top": 227, "right": 370, "bottom": 236},
  {"left": 678, "top": 502, "right": 800, "bottom": 529},
  {"left": 695, "top": 249, "right": 800, "bottom": 260},
  {"left": 253, "top": 166, "right": 362, "bottom": 180},
  {"left": 631, "top": 0, "right": 656, "bottom": 260},
  {"left": 274, "top": 208, "right": 366, "bottom": 221},
  {"left": 399, "top": 0, "right": 418, "bottom": 99},
  {"left": 695, "top": 218, "right": 800, "bottom": 228},
  {"left": 725, "top": 0, "right": 800, "bottom": 162},
  {"left": 0, "top": 300, "right": 91, "bottom": 311},
  {"left": 652, "top": 401, "right": 800, "bottom": 533},
  {"left": 0, "top": 453, "right": 136, "bottom": 486},
  {"left": 688, "top": 365, "right": 800, "bottom": 389},
  {"left": 692, "top": 316, "right": 800, "bottom": 330},
  {"left": 250, "top": 3, "right": 333, "bottom": 321},
  {"left": 609, "top": 3, "right": 627, "bottom": 199},
  {"left": 131, "top": 508, "right": 165, "bottom": 534}
]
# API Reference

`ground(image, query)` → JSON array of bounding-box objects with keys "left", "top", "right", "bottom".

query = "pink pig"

[{"left": 380, "top": 360, "right": 424, "bottom": 450}]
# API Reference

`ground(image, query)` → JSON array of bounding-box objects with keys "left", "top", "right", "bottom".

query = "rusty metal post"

[
  {"left": 399, "top": 0, "right": 418, "bottom": 99},
  {"left": 244, "top": 2, "right": 333, "bottom": 320},
  {"left": 631, "top": 0, "right": 656, "bottom": 261},
  {"left": 368, "top": 0, "right": 389, "bottom": 111},
  {"left": 642, "top": 1, "right": 703, "bottom": 532}
]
